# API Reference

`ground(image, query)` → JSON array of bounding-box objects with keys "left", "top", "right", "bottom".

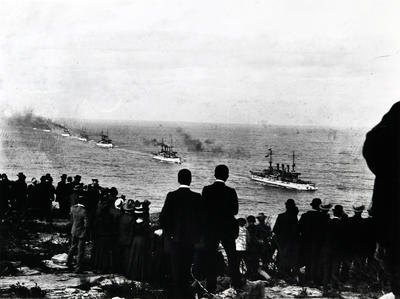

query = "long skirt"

[
  {"left": 126, "top": 236, "right": 147, "bottom": 281},
  {"left": 93, "top": 235, "right": 114, "bottom": 273}
]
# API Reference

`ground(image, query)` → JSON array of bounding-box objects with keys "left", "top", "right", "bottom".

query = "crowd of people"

[
  {"left": 1, "top": 102, "right": 399, "bottom": 299},
  {"left": 0, "top": 166, "right": 382, "bottom": 298}
]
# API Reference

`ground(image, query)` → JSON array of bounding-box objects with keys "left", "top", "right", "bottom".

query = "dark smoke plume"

[
  {"left": 142, "top": 137, "right": 160, "bottom": 146},
  {"left": 176, "top": 128, "right": 204, "bottom": 152},
  {"left": 6, "top": 109, "right": 67, "bottom": 130}
]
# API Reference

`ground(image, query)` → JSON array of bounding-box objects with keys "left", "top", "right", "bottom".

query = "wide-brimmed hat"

[
  {"left": 256, "top": 212, "right": 267, "bottom": 220},
  {"left": 123, "top": 199, "right": 135, "bottom": 211},
  {"left": 320, "top": 201, "right": 332, "bottom": 211},
  {"left": 310, "top": 198, "right": 322, "bottom": 208},
  {"left": 114, "top": 198, "right": 124, "bottom": 210},
  {"left": 353, "top": 203, "right": 365, "bottom": 212}
]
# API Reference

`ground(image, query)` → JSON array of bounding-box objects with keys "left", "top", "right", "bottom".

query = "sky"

[{"left": 0, "top": 0, "right": 400, "bottom": 128}]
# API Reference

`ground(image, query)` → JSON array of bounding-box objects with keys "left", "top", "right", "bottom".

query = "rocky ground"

[{"left": 0, "top": 218, "right": 385, "bottom": 298}]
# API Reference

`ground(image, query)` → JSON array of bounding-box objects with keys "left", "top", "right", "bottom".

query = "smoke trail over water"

[{"left": 176, "top": 128, "right": 204, "bottom": 152}]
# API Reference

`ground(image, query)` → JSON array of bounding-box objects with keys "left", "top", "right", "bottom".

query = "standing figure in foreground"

[
  {"left": 160, "top": 169, "right": 203, "bottom": 299},
  {"left": 37, "top": 175, "right": 55, "bottom": 222},
  {"left": 298, "top": 198, "right": 324, "bottom": 285},
  {"left": 56, "top": 174, "right": 70, "bottom": 218},
  {"left": 202, "top": 164, "right": 242, "bottom": 292},
  {"left": 0, "top": 174, "right": 12, "bottom": 217},
  {"left": 273, "top": 199, "right": 300, "bottom": 281},
  {"left": 363, "top": 102, "right": 400, "bottom": 298},
  {"left": 12, "top": 172, "right": 27, "bottom": 215},
  {"left": 67, "top": 195, "right": 88, "bottom": 273},
  {"left": 92, "top": 191, "right": 115, "bottom": 273},
  {"left": 255, "top": 212, "right": 273, "bottom": 270}
]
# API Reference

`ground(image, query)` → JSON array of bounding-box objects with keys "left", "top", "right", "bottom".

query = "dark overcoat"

[
  {"left": 202, "top": 182, "right": 239, "bottom": 239},
  {"left": 363, "top": 101, "right": 400, "bottom": 247},
  {"left": 159, "top": 187, "right": 203, "bottom": 245}
]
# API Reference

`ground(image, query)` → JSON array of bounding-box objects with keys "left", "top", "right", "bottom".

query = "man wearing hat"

[
  {"left": 273, "top": 199, "right": 300, "bottom": 280},
  {"left": 118, "top": 199, "right": 136, "bottom": 275},
  {"left": 70, "top": 183, "right": 85, "bottom": 207},
  {"left": 347, "top": 203, "right": 367, "bottom": 279},
  {"left": 160, "top": 169, "right": 203, "bottom": 298},
  {"left": 318, "top": 204, "right": 346, "bottom": 295},
  {"left": 67, "top": 195, "right": 88, "bottom": 273},
  {"left": 37, "top": 175, "right": 56, "bottom": 222},
  {"left": 12, "top": 172, "right": 27, "bottom": 215},
  {"left": 27, "top": 178, "right": 39, "bottom": 220},
  {"left": 255, "top": 212, "right": 273, "bottom": 269},
  {"left": 0, "top": 174, "right": 12, "bottom": 217},
  {"left": 56, "top": 174, "right": 69, "bottom": 218},
  {"left": 298, "top": 198, "right": 326, "bottom": 285},
  {"left": 86, "top": 179, "right": 102, "bottom": 240}
]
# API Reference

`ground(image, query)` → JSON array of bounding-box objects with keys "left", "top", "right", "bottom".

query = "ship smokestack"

[
  {"left": 276, "top": 163, "right": 279, "bottom": 170},
  {"left": 287, "top": 165, "right": 290, "bottom": 172}
]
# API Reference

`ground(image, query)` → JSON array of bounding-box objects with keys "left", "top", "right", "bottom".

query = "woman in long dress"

[
  {"left": 126, "top": 200, "right": 151, "bottom": 281},
  {"left": 92, "top": 192, "right": 115, "bottom": 273}
]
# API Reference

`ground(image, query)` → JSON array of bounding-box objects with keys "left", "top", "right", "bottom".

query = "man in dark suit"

[
  {"left": 273, "top": 199, "right": 300, "bottom": 280},
  {"left": 363, "top": 102, "right": 400, "bottom": 298},
  {"left": 298, "top": 198, "right": 325, "bottom": 285},
  {"left": 56, "top": 174, "right": 69, "bottom": 218},
  {"left": 66, "top": 195, "right": 88, "bottom": 273},
  {"left": 160, "top": 169, "right": 203, "bottom": 299},
  {"left": 12, "top": 172, "right": 27, "bottom": 215},
  {"left": 322, "top": 205, "right": 346, "bottom": 294},
  {"left": 202, "top": 164, "right": 242, "bottom": 292}
]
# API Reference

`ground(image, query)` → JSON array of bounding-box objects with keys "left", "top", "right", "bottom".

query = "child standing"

[{"left": 236, "top": 218, "right": 248, "bottom": 273}]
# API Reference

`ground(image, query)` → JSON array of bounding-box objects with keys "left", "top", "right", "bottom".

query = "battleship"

[
  {"left": 250, "top": 149, "right": 317, "bottom": 191},
  {"left": 153, "top": 138, "right": 182, "bottom": 164},
  {"left": 61, "top": 129, "right": 71, "bottom": 137},
  {"left": 77, "top": 130, "right": 89, "bottom": 142},
  {"left": 96, "top": 131, "right": 113, "bottom": 148}
]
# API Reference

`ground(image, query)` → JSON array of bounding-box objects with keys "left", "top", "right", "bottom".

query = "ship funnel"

[{"left": 276, "top": 163, "right": 279, "bottom": 170}]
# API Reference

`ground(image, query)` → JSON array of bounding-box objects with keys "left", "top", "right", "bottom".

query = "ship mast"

[
  {"left": 292, "top": 151, "right": 296, "bottom": 172},
  {"left": 267, "top": 148, "right": 272, "bottom": 170}
]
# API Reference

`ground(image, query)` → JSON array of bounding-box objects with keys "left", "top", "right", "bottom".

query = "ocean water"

[{"left": 0, "top": 119, "right": 375, "bottom": 219}]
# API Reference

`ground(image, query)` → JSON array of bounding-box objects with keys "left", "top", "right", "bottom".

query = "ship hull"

[
  {"left": 152, "top": 155, "right": 181, "bottom": 164},
  {"left": 251, "top": 174, "right": 317, "bottom": 191},
  {"left": 61, "top": 133, "right": 70, "bottom": 137},
  {"left": 96, "top": 142, "right": 113, "bottom": 148},
  {"left": 77, "top": 137, "right": 88, "bottom": 142}
]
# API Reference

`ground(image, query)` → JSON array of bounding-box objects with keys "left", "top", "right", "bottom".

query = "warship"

[
  {"left": 77, "top": 129, "right": 89, "bottom": 142},
  {"left": 61, "top": 129, "right": 71, "bottom": 137},
  {"left": 153, "top": 138, "right": 182, "bottom": 164},
  {"left": 250, "top": 149, "right": 317, "bottom": 191},
  {"left": 96, "top": 131, "right": 113, "bottom": 148}
]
